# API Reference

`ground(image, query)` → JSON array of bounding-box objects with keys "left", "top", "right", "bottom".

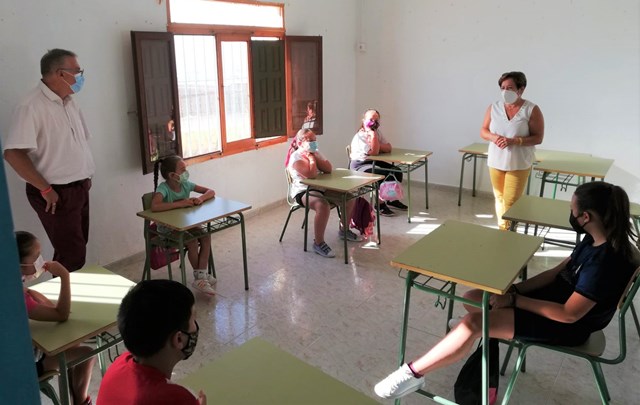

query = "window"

[{"left": 131, "top": 0, "right": 322, "bottom": 174}]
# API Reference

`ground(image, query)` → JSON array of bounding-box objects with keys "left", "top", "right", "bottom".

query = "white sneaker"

[
  {"left": 374, "top": 364, "right": 425, "bottom": 400},
  {"left": 192, "top": 278, "right": 216, "bottom": 296},
  {"left": 194, "top": 270, "right": 217, "bottom": 285},
  {"left": 448, "top": 316, "right": 463, "bottom": 330}
]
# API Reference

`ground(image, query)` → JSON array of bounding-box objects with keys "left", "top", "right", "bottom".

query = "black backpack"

[{"left": 454, "top": 338, "right": 500, "bottom": 405}]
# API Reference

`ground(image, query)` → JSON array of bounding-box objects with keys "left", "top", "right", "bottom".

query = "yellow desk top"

[
  {"left": 137, "top": 196, "right": 252, "bottom": 232},
  {"left": 391, "top": 220, "right": 542, "bottom": 294},
  {"left": 301, "top": 168, "right": 383, "bottom": 193},
  {"left": 533, "top": 156, "right": 614, "bottom": 178},
  {"left": 502, "top": 195, "right": 572, "bottom": 230},
  {"left": 179, "top": 338, "right": 378, "bottom": 405},
  {"left": 365, "top": 148, "right": 433, "bottom": 164},
  {"left": 29, "top": 266, "right": 135, "bottom": 356}
]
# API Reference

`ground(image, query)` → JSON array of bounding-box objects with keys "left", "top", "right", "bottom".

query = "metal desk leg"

[
  {"left": 539, "top": 172, "right": 549, "bottom": 197},
  {"left": 58, "top": 352, "right": 70, "bottom": 405},
  {"left": 342, "top": 193, "right": 348, "bottom": 264},
  {"left": 482, "top": 292, "right": 490, "bottom": 405},
  {"left": 458, "top": 153, "right": 467, "bottom": 206},
  {"left": 238, "top": 213, "right": 249, "bottom": 290},
  {"left": 445, "top": 282, "right": 457, "bottom": 333},
  {"left": 406, "top": 168, "right": 412, "bottom": 223},
  {"left": 472, "top": 155, "right": 478, "bottom": 197},
  {"left": 303, "top": 189, "right": 310, "bottom": 252},
  {"left": 395, "top": 272, "right": 417, "bottom": 405},
  {"left": 178, "top": 232, "right": 186, "bottom": 285},
  {"left": 97, "top": 333, "right": 107, "bottom": 376},
  {"left": 142, "top": 221, "right": 152, "bottom": 281},
  {"left": 375, "top": 184, "right": 381, "bottom": 245},
  {"left": 424, "top": 158, "right": 429, "bottom": 210}
]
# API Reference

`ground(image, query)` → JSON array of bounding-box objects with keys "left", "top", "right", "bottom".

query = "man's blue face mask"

[{"left": 70, "top": 74, "right": 85, "bottom": 94}]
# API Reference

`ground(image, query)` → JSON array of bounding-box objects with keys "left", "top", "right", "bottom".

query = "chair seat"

[
  {"left": 557, "top": 329, "right": 605, "bottom": 357},
  {"left": 39, "top": 370, "right": 60, "bottom": 382}
]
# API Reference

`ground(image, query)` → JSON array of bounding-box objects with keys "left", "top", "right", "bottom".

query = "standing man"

[{"left": 3, "top": 49, "right": 95, "bottom": 271}]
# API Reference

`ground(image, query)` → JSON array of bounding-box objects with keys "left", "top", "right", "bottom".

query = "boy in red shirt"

[{"left": 97, "top": 280, "right": 206, "bottom": 405}]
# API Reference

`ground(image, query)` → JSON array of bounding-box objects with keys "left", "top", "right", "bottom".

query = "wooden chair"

[{"left": 500, "top": 264, "right": 640, "bottom": 404}]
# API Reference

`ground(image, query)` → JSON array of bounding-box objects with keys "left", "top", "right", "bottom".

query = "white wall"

[
  {"left": 0, "top": 0, "right": 358, "bottom": 265},
  {"left": 356, "top": 0, "right": 640, "bottom": 200}
]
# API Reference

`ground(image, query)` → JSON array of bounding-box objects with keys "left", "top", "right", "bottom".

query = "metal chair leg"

[{"left": 279, "top": 207, "right": 297, "bottom": 242}]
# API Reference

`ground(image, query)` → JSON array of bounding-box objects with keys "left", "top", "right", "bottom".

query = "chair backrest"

[
  {"left": 142, "top": 192, "right": 154, "bottom": 210},
  {"left": 284, "top": 169, "right": 299, "bottom": 208},
  {"left": 345, "top": 144, "right": 351, "bottom": 167}
]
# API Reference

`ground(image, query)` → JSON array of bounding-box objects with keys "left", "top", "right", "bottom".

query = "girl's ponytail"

[{"left": 153, "top": 159, "right": 161, "bottom": 191}]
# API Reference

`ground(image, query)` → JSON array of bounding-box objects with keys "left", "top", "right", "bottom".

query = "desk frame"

[
  {"left": 302, "top": 170, "right": 382, "bottom": 264},
  {"left": 29, "top": 266, "right": 135, "bottom": 405},
  {"left": 367, "top": 148, "right": 433, "bottom": 223},
  {"left": 390, "top": 221, "right": 542, "bottom": 405},
  {"left": 138, "top": 198, "right": 251, "bottom": 290},
  {"left": 457, "top": 144, "right": 489, "bottom": 206}
]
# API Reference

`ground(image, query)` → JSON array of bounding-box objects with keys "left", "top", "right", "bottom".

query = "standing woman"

[{"left": 481, "top": 72, "right": 544, "bottom": 230}]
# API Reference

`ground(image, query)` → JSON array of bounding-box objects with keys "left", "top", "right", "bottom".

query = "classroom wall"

[
  {"left": 355, "top": 0, "right": 640, "bottom": 201},
  {"left": 0, "top": 0, "right": 359, "bottom": 266}
]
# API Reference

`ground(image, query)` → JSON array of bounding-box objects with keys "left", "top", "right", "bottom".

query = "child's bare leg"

[
  {"left": 42, "top": 345, "right": 95, "bottom": 404},
  {"left": 185, "top": 240, "right": 199, "bottom": 270},
  {"left": 197, "top": 235, "right": 211, "bottom": 270}
]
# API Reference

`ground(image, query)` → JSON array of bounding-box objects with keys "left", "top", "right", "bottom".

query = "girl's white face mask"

[{"left": 21, "top": 255, "right": 46, "bottom": 282}]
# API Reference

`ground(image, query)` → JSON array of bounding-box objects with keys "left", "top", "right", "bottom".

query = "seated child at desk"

[
  {"left": 97, "top": 280, "right": 206, "bottom": 405},
  {"left": 16, "top": 231, "right": 95, "bottom": 405},
  {"left": 152, "top": 155, "right": 216, "bottom": 296}
]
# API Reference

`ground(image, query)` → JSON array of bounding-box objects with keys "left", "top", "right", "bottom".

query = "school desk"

[
  {"left": 366, "top": 148, "right": 433, "bottom": 223},
  {"left": 179, "top": 338, "right": 378, "bottom": 405},
  {"left": 29, "top": 265, "right": 136, "bottom": 405},
  {"left": 137, "top": 196, "right": 251, "bottom": 290},
  {"left": 390, "top": 220, "right": 542, "bottom": 405},
  {"left": 301, "top": 168, "right": 383, "bottom": 264}
]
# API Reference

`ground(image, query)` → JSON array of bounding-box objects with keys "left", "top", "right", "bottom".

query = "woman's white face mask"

[{"left": 501, "top": 89, "right": 519, "bottom": 104}]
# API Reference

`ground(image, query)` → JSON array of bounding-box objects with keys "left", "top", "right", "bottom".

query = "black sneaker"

[
  {"left": 378, "top": 203, "right": 395, "bottom": 217},
  {"left": 387, "top": 200, "right": 408, "bottom": 211}
]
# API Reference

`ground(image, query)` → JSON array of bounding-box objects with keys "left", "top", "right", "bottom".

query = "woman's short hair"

[
  {"left": 498, "top": 72, "right": 527, "bottom": 89},
  {"left": 117, "top": 279, "right": 195, "bottom": 358}
]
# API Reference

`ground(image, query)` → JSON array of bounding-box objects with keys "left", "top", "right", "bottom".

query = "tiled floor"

[{"left": 43, "top": 185, "right": 639, "bottom": 404}]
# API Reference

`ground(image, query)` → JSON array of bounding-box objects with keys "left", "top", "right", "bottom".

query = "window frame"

[{"left": 131, "top": 1, "right": 323, "bottom": 172}]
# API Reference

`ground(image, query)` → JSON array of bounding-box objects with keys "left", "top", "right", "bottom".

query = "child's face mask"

[{"left": 21, "top": 255, "right": 46, "bottom": 282}]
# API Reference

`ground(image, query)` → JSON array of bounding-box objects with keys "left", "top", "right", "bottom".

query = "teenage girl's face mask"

[{"left": 21, "top": 255, "right": 46, "bottom": 282}]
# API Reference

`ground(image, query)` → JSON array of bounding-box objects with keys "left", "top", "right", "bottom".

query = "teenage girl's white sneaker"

[
  {"left": 192, "top": 278, "right": 216, "bottom": 296},
  {"left": 374, "top": 364, "right": 425, "bottom": 399}
]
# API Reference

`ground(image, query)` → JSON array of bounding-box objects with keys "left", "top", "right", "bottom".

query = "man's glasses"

[{"left": 58, "top": 68, "right": 84, "bottom": 77}]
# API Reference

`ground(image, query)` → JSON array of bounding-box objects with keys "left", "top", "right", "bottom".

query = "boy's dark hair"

[
  {"left": 15, "top": 231, "right": 37, "bottom": 262},
  {"left": 118, "top": 279, "right": 195, "bottom": 358},
  {"left": 153, "top": 155, "right": 182, "bottom": 190},
  {"left": 498, "top": 71, "right": 527, "bottom": 89},
  {"left": 574, "top": 181, "right": 635, "bottom": 260},
  {"left": 41, "top": 48, "right": 77, "bottom": 76}
]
